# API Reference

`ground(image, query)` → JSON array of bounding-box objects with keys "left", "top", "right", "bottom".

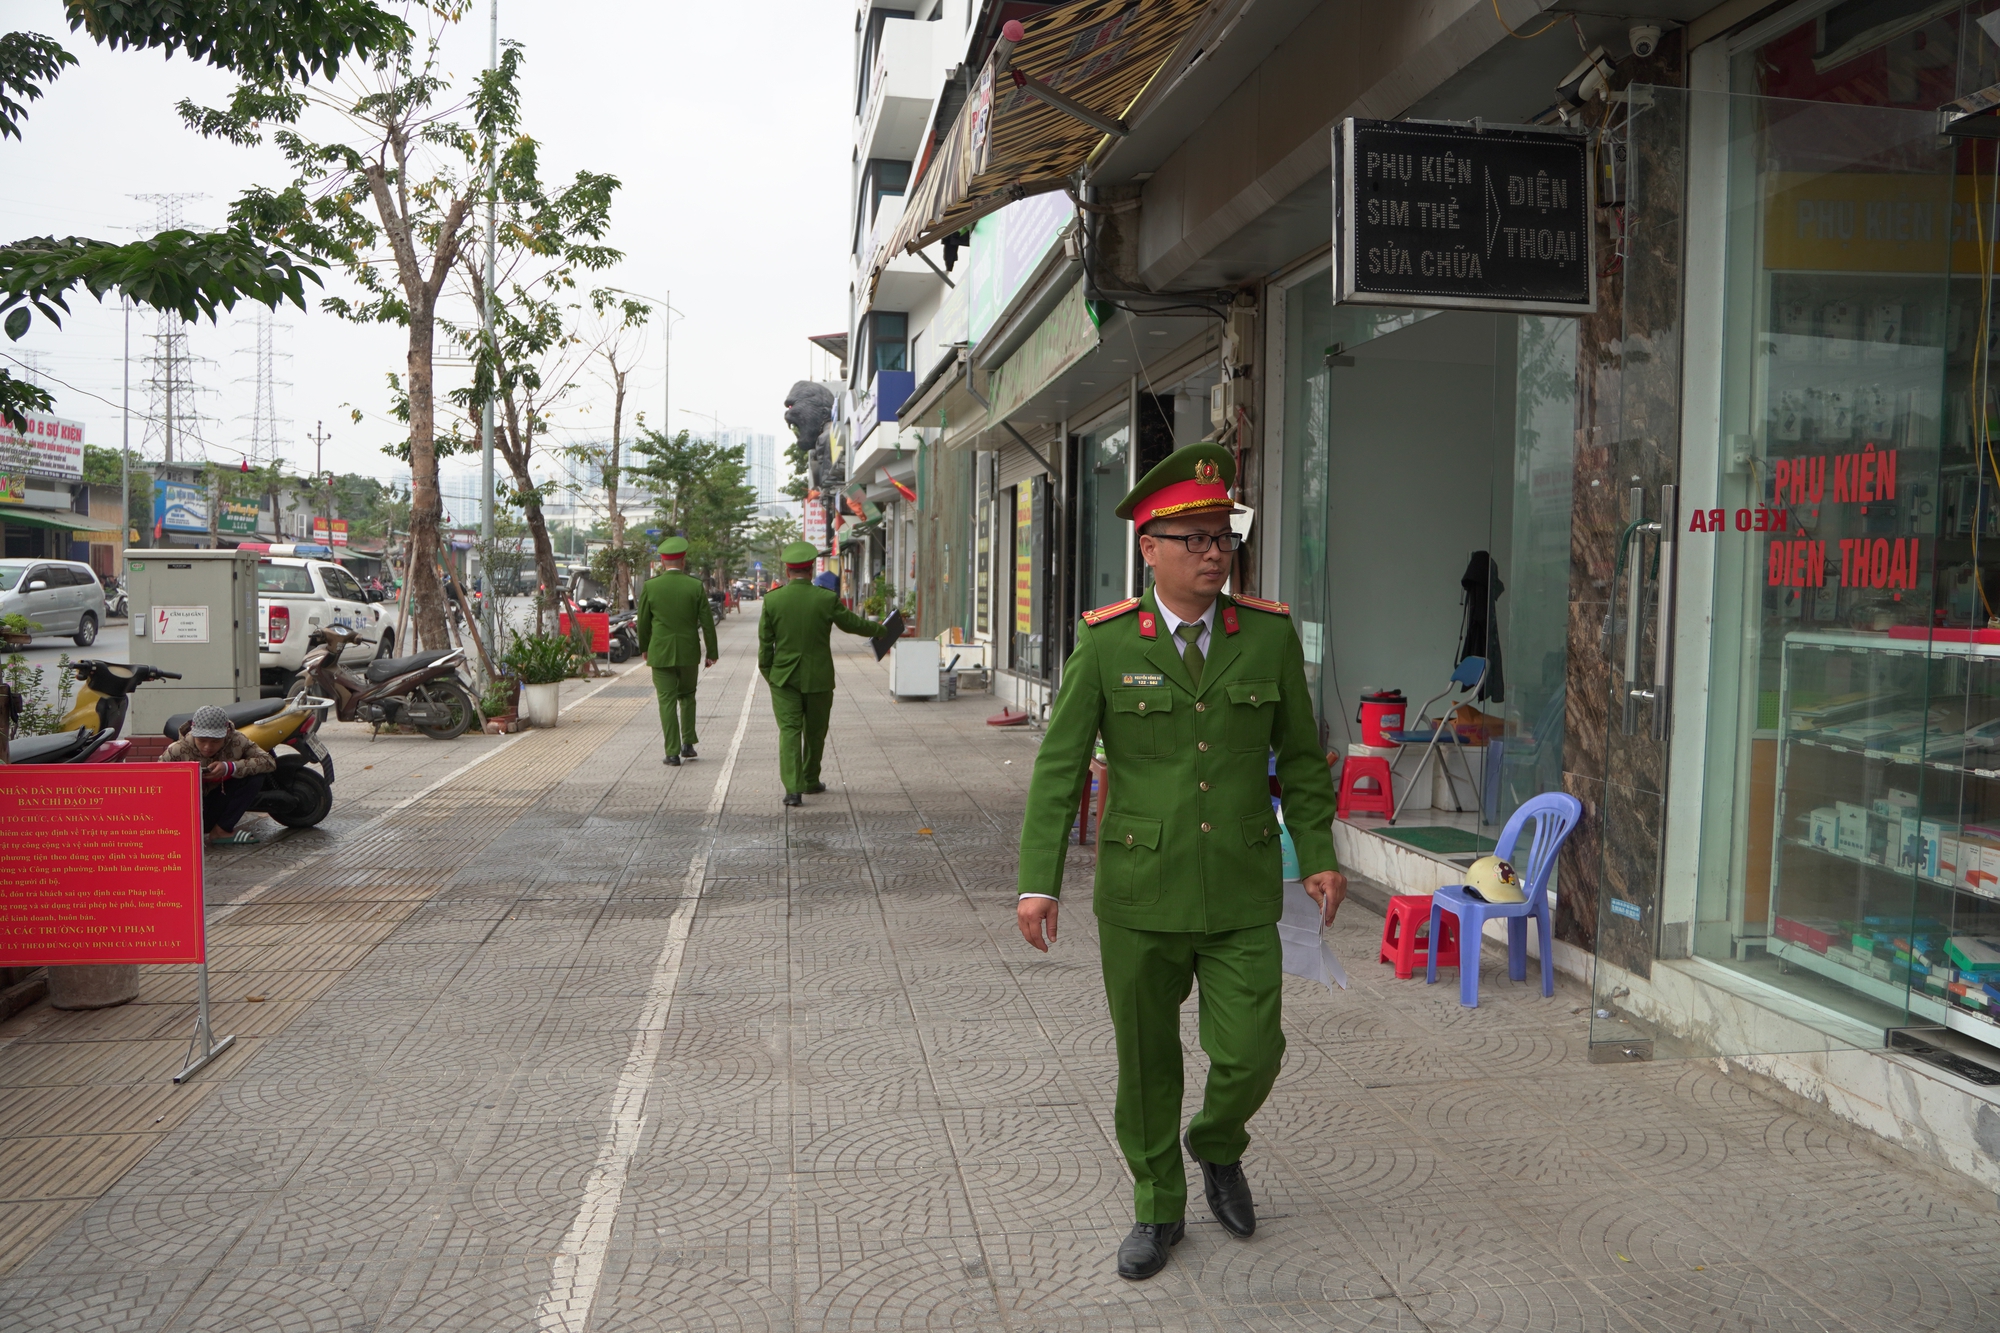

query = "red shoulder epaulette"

[
  {"left": 1233, "top": 594, "right": 1291, "bottom": 615},
  {"left": 1080, "top": 597, "right": 1140, "bottom": 626}
]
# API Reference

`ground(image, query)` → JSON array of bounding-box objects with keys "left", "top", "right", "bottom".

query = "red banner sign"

[{"left": 0, "top": 764, "right": 206, "bottom": 966}]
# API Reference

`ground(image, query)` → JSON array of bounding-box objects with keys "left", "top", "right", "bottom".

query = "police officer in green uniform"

[
  {"left": 758, "top": 541, "right": 890, "bottom": 806},
  {"left": 636, "top": 536, "right": 718, "bottom": 766},
  {"left": 1016, "top": 443, "right": 1345, "bottom": 1280}
]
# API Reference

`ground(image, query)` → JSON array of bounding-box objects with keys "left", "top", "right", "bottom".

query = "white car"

[
  {"left": 258, "top": 555, "right": 386, "bottom": 694},
  {"left": 0, "top": 558, "right": 108, "bottom": 647}
]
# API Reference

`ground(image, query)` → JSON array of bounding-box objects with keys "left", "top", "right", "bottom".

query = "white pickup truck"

[{"left": 257, "top": 554, "right": 387, "bottom": 694}]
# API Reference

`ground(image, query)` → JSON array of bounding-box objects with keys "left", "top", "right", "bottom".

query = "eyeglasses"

[{"left": 1147, "top": 531, "right": 1243, "bottom": 554}]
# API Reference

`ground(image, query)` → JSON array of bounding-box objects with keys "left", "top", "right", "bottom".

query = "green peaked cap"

[
  {"left": 1115, "top": 441, "right": 1240, "bottom": 523},
  {"left": 656, "top": 536, "right": 689, "bottom": 556},
  {"left": 781, "top": 541, "right": 820, "bottom": 566}
]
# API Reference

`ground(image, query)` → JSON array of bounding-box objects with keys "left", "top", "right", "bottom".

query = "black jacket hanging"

[{"left": 1457, "top": 550, "right": 1505, "bottom": 704}]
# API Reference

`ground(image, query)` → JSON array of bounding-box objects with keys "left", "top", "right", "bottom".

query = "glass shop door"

[{"left": 1589, "top": 87, "right": 1962, "bottom": 1064}]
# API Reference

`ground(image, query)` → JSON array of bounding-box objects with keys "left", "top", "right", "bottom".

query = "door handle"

[{"left": 1617, "top": 484, "right": 1677, "bottom": 738}]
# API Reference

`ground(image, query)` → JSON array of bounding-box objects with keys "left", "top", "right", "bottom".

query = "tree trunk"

[
  {"left": 606, "top": 359, "right": 628, "bottom": 608},
  {"left": 499, "top": 394, "right": 563, "bottom": 632},
  {"left": 402, "top": 314, "right": 451, "bottom": 651}
]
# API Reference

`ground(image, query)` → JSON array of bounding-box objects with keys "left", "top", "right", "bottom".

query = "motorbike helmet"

[{"left": 1462, "top": 855, "right": 1525, "bottom": 904}]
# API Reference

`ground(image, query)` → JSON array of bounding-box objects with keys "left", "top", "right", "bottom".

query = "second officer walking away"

[
  {"left": 758, "top": 540, "right": 889, "bottom": 806},
  {"left": 1016, "top": 443, "right": 1344, "bottom": 1280},
  {"left": 636, "top": 536, "right": 718, "bottom": 766}
]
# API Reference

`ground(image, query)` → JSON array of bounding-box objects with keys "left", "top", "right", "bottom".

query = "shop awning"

[
  {"left": 866, "top": 0, "right": 1228, "bottom": 302},
  {"left": 0, "top": 506, "right": 122, "bottom": 535}
]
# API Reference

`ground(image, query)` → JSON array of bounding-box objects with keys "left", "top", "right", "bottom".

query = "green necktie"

[{"left": 1176, "top": 621, "right": 1204, "bottom": 687}]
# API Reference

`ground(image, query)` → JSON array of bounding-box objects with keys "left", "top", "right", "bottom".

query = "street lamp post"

[{"left": 480, "top": 0, "right": 500, "bottom": 660}]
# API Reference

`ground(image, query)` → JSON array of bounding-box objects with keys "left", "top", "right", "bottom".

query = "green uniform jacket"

[
  {"left": 636, "top": 569, "right": 719, "bottom": 668},
  {"left": 1018, "top": 588, "right": 1339, "bottom": 933},
  {"left": 757, "top": 578, "right": 888, "bottom": 691}
]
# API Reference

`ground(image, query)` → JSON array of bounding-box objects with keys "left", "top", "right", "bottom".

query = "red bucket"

[{"left": 1357, "top": 690, "right": 1406, "bottom": 747}]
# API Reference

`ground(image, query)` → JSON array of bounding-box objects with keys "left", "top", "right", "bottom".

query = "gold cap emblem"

[{"left": 1194, "top": 458, "right": 1220, "bottom": 485}]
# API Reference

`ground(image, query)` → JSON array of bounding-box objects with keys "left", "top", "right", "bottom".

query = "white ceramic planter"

[{"left": 521, "top": 681, "right": 561, "bottom": 727}]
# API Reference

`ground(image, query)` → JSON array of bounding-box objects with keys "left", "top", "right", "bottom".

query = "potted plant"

[
  {"left": 503, "top": 633, "right": 579, "bottom": 727},
  {"left": 1, "top": 613, "right": 37, "bottom": 650},
  {"left": 480, "top": 674, "right": 521, "bottom": 733}
]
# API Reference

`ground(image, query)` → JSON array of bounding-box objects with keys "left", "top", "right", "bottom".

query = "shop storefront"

[
  {"left": 1584, "top": 10, "right": 2000, "bottom": 1118},
  {"left": 1244, "top": 0, "right": 2000, "bottom": 1183}
]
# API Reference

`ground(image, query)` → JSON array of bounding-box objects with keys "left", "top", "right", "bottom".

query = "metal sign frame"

[{"left": 1333, "top": 117, "right": 1597, "bottom": 316}]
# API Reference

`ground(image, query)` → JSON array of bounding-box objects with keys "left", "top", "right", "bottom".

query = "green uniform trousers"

[
  {"left": 1099, "top": 919, "right": 1284, "bottom": 1223},
  {"left": 768, "top": 684, "right": 832, "bottom": 795},
  {"left": 652, "top": 664, "right": 700, "bottom": 755}
]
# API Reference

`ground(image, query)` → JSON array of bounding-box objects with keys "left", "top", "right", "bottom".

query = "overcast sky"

[{"left": 3, "top": 1, "right": 851, "bottom": 523}]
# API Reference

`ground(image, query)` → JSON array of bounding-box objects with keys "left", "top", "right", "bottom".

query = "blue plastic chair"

[
  {"left": 1425, "top": 791, "right": 1583, "bottom": 1007},
  {"left": 1387, "top": 656, "right": 1487, "bottom": 823}
]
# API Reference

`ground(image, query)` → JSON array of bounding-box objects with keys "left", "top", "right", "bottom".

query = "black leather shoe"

[
  {"left": 804, "top": 782, "right": 827, "bottom": 794},
  {"left": 1187, "top": 1132, "right": 1255, "bottom": 1237},
  {"left": 783, "top": 793, "right": 803, "bottom": 807},
  {"left": 1115, "top": 1222, "right": 1184, "bottom": 1280},
  {"left": 663, "top": 755, "right": 681, "bottom": 767},
  {"left": 682, "top": 745, "right": 698, "bottom": 758}
]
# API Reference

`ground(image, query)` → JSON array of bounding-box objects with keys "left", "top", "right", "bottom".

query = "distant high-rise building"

[{"left": 710, "top": 427, "right": 782, "bottom": 505}]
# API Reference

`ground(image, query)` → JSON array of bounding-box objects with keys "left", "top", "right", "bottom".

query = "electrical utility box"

[{"left": 122, "top": 549, "right": 260, "bottom": 737}]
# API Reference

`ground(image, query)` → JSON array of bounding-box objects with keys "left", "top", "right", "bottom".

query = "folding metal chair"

[{"left": 1386, "top": 656, "right": 1487, "bottom": 824}]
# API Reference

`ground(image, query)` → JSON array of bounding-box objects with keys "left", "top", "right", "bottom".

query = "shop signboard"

[
  {"left": 1014, "top": 478, "right": 1035, "bottom": 636},
  {"left": 1760, "top": 171, "right": 1955, "bottom": 273},
  {"left": 968, "top": 191, "right": 1074, "bottom": 345},
  {"left": 218, "top": 498, "right": 260, "bottom": 536},
  {"left": 0, "top": 764, "right": 206, "bottom": 967},
  {"left": 804, "top": 496, "right": 828, "bottom": 550},
  {"left": 987, "top": 282, "right": 1100, "bottom": 422},
  {"left": 1333, "top": 118, "right": 1595, "bottom": 315},
  {"left": 0, "top": 411, "right": 84, "bottom": 484},
  {"left": 0, "top": 475, "right": 23, "bottom": 505},
  {"left": 313, "top": 517, "right": 350, "bottom": 546},
  {"left": 153, "top": 478, "right": 209, "bottom": 532}
]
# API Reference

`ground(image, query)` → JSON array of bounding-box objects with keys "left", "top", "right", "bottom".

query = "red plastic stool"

[
  {"left": 1337, "top": 755, "right": 1396, "bottom": 819},
  {"left": 1379, "top": 894, "right": 1461, "bottom": 979}
]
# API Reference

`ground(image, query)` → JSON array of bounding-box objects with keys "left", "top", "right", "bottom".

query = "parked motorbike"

[
  {"left": 161, "top": 697, "right": 337, "bottom": 828},
  {"left": 6, "top": 660, "right": 181, "bottom": 764},
  {"left": 578, "top": 595, "right": 641, "bottom": 663},
  {"left": 288, "top": 624, "right": 477, "bottom": 739},
  {"left": 607, "top": 610, "right": 640, "bottom": 663},
  {"left": 101, "top": 575, "right": 129, "bottom": 620}
]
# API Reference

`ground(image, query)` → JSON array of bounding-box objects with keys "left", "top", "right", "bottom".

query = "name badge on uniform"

[{"left": 1121, "top": 673, "right": 1164, "bottom": 687}]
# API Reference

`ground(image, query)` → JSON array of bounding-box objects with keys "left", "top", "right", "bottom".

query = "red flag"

[{"left": 889, "top": 477, "right": 916, "bottom": 504}]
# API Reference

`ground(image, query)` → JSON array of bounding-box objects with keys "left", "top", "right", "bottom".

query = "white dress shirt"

[{"left": 1021, "top": 594, "right": 1218, "bottom": 901}]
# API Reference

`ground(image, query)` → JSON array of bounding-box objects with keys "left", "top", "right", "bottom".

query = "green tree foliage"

[
  {"left": 747, "top": 515, "right": 802, "bottom": 578},
  {"left": 0, "top": 33, "right": 75, "bottom": 140},
  {"left": 62, "top": 1, "right": 409, "bottom": 86},
  {"left": 175, "top": 13, "right": 504, "bottom": 651},
  {"left": 629, "top": 428, "right": 757, "bottom": 588},
  {"left": 0, "top": 3, "right": 408, "bottom": 430}
]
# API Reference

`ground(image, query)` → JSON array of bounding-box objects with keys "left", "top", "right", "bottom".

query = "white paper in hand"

[{"left": 1278, "top": 878, "right": 1349, "bottom": 990}]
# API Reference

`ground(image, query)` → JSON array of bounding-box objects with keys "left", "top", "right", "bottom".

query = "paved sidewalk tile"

[{"left": 4, "top": 613, "right": 2000, "bottom": 1332}]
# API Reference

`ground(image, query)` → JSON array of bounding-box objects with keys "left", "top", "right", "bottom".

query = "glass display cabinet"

[{"left": 1769, "top": 630, "right": 2000, "bottom": 1050}]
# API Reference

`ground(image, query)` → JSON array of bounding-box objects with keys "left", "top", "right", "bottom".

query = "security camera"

[
  {"left": 1630, "top": 24, "right": 1663, "bottom": 59},
  {"left": 1554, "top": 46, "right": 1616, "bottom": 114}
]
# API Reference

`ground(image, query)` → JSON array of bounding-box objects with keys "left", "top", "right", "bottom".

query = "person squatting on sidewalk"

[{"left": 165, "top": 704, "right": 275, "bottom": 846}]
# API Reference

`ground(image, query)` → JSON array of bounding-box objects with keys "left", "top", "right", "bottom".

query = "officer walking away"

[
  {"left": 637, "top": 536, "right": 719, "bottom": 766},
  {"left": 1015, "top": 442, "right": 1344, "bottom": 1281},
  {"left": 758, "top": 541, "right": 889, "bottom": 806},
  {"left": 166, "top": 705, "right": 278, "bottom": 846}
]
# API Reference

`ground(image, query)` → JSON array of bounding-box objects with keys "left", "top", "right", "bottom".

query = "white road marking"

[{"left": 534, "top": 671, "right": 759, "bottom": 1333}]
